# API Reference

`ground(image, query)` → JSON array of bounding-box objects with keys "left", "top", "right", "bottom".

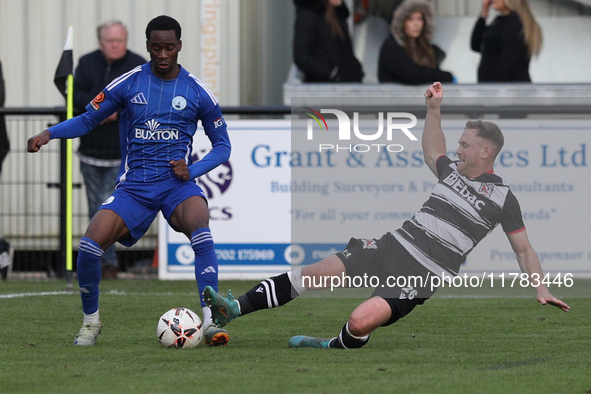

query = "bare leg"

[
  {"left": 168, "top": 196, "right": 209, "bottom": 236},
  {"left": 347, "top": 297, "right": 392, "bottom": 336},
  {"left": 300, "top": 255, "right": 347, "bottom": 289},
  {"left": 84, "top": 209, "right": 130, "bottom": 249}
]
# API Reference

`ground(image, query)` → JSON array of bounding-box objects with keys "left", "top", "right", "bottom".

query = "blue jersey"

[{"left": 49, "top": 62, "right": 231, "bottom": 183}]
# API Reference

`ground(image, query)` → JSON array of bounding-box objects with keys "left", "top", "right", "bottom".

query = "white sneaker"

[{"left": 73, "top": 322, "right": 102, "bottom": 346}]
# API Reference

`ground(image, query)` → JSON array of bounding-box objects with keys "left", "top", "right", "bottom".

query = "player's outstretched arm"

[
  {"left": 27, "top": 130, "right": 51, "bottom": 153},
  {"left": 506, "top": 229, "right": 570, "bottom": 312},
  {"left": 423, "top": 82, "right": 446, "bottom": 177}
]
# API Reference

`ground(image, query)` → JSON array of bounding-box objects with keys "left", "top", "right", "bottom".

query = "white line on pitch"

[{"left": 0, "top": 290, "right": 199, "bottom": 299}]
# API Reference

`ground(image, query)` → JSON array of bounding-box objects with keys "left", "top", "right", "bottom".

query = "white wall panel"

[
  {"left": 432, "top": 0, "right": 583, "bottom": 16},
  {"left": 0, "top": 0, "right": 240, "bottom": 107}
]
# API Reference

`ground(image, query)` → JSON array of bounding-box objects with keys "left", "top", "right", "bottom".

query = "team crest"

[
  {"left": 361, "top": 239, "right": 377, "bottom": 250},
  {"left": 478, "top": 183, "right": 494, "bottom": 198},
  {"left": 172, "top": 96, "right": 187, "bottom": 110}
]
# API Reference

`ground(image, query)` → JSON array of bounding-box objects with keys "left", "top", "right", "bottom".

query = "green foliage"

[{"left": 1, "top": 280, "right": 589, "bottom": 394}]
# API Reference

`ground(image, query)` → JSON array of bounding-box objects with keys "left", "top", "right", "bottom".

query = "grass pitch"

[{"left": 1, "top": 279, "right": 589, "bottom": 394}]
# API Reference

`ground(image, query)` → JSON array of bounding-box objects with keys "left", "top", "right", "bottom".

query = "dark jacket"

[
  {"left": 293, "top": 0, "right": 364, "bottom": 82},
  {"left": 0, "top": 60, "right": 9, "bottom": 173},
  {"left": 471, "top": 13, "right": 531, "bottom": 82},
  {"left": 378, "top": 35, "right": 453, "bottom": 84},
  {"left": 379, "top": 0, "right": 453, "bottom": 84},
  {"left": 73, "top": 49, "right": 146, "bottom": 160},
  {"left": 0, "top": 60, "right": 4, "bottom": 108}
]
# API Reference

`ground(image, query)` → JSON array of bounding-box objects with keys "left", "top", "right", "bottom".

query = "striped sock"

[
  {"left": 330, "top": 322, "right": 370, "bottom": 349},
  {"left": 237, "top": 272, "right": 298, "bottom": 315},
  {"left": 77, "top": 237, "right": 103, "bottom": 315},
  {"left": 191, "top": 228, "right": 218, "bottom": 308}
]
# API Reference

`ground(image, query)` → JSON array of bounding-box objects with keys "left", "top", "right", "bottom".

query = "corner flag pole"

[
  {"left": 54, "top": 26, "right": 75, "bottom": 284},
  {"left": 66, "top": 72, "right": 74, "bottom": 273}
]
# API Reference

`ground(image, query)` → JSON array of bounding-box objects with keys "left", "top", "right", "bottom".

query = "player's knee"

[{"left": 347, "top": 315, "right": 372, "bottom": 337}]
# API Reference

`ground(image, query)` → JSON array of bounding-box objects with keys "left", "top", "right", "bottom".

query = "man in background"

[{"left": 74, "top": 20, "right": 146, "bottom": 279}]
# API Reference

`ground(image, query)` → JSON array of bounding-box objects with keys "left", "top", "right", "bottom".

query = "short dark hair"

[
  {"left": 465, "top": 120, "right": 504, "bottom": 155},
  {"left": 145, "top": 15, "right": 181, "bottom": 40}
]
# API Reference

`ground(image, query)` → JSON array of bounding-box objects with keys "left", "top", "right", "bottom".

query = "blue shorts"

[{"left": 98, "top": 178, "right": 206, "bottom": 246}]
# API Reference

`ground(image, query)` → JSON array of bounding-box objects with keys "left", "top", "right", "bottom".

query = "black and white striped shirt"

[{"left": 394, "top": 155, "right": 525, "bottom": 277}]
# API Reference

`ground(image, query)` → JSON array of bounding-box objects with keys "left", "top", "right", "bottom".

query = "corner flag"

[
  {"left": 54, "top": 26, "right": 73, "bottom": 98},
  {"left": 53, "top": 26, "right": 75, "bottom": 277}
]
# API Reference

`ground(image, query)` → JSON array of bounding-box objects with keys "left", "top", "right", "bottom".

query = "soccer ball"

[{"left": 157, "top": 307, "right": 203, "bottom": 348}]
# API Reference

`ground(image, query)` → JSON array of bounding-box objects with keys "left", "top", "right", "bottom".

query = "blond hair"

[{"left": 504, "top": 0, "right": 543, "bottom": 57}]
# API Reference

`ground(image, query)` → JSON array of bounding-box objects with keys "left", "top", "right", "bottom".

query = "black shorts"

[{"left": 336, "top": 232, "right": 437, "bottom": 326}]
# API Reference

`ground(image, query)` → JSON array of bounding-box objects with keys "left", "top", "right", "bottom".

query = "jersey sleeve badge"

[
  {"left": 213, "top": 117, "right": 225, "bottom": 128},
  {"left": 90, "top": 91, "right": 105, "bottom": 111}
]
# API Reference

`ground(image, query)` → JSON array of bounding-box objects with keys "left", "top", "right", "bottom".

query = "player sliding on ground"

[
  {"left": 28, "top": 16, "right": 231, "bottom": 347},
  {"left": 205, "top": 82, "right": 570, "bottom": 349}
]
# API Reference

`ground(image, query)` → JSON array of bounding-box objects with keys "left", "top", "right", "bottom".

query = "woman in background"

[
  {"left": 378, "top": 0, "right": 454, "bottom": 84},
  {"left": 293, "top": 0, "right": 364, "bottom": 82},
  {"left": 471, "top": 0, "right": 542, "bottom": 82}
]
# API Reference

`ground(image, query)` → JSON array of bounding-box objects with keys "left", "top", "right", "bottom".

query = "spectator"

[
  {"left": 378, "top": 0, "right": 454, "bottom": 84},
  {"left": 0, "top": 60, "right": 9, "bottom": 175},
  {"left": 471, "top": 0, "right": 542, "bottom": 82},
  {"left": 73, "top": 21, "right": 146, "bottom": 279},
  {"left": 293, "top": 0, "right": 364, "bottom": 82}
]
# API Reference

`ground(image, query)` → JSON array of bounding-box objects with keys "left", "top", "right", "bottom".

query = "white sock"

[
  {"left": 202, "top": 306, "right": 213, "bottom": 327},
  {"left": 288, "top": 268, "right": 307, "bottom": 296},
  {"left": 83, "top": 309, "right": 100, "bottom": 324},
  {"left": 345, "top": 322, "right": 369, "bottom": 341}
]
